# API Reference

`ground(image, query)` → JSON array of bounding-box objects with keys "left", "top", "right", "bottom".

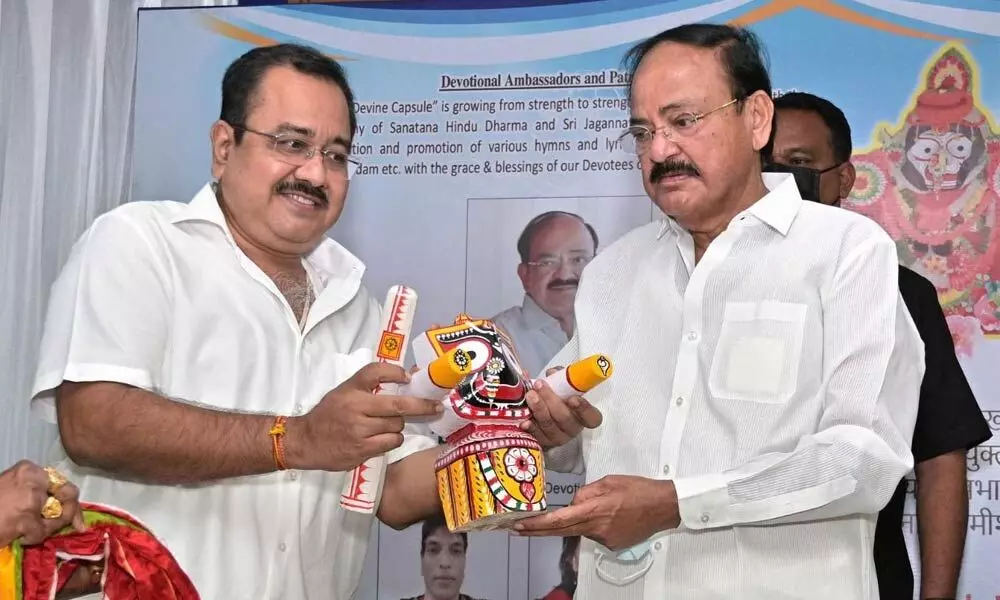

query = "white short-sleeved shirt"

[
  {"left": 544, "top": 173, "right": 924, "bottom": 600},
  {"left": 30, "top": 182, "right": 437, "bottom": 600}
]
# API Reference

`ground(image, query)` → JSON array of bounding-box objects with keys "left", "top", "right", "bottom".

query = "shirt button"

[
  {"left": 653, "top": 541, "right": 663, "bottom": 551},
  {"left": 675, "top": 397, "right": 684, "bottom": 406},
  {"left": 662, "top": 464, "right": 671, "bottom": 476},
  {"left": 700, "top": 513, "right": 711, "bottom": 524},
  {"left": 279, "top": 542, "right": 287, "bottom": 552},
  {"left": 686, "top": 330, "right": 699, "bottom": 342}
]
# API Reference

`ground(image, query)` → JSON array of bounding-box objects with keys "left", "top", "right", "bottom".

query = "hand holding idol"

[
  {"left": 521, "top": 362, "right": 607, "bottom": 449},
  {"left": 285, "top": 363, "right": 442, "bottom": 472}
]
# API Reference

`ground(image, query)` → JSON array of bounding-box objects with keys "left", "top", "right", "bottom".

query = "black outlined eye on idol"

[{"left": 455, "top": 339, "right": 491, "bottom": 371}]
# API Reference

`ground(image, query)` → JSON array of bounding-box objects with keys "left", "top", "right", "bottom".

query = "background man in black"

[{"left": 767, "top": 91, "right": 992, "bottom": 600}]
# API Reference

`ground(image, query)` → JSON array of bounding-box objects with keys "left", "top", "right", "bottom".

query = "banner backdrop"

[{"left": 132, "top": 1, "right": 1000, "bottom": 598}]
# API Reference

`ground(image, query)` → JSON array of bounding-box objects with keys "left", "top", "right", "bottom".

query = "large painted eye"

[
  {"left": 946, "top": 135, "right": 972, "bottom": 159},
  {"left": 454, "top": 338, "right": 491, "bottom": 371},
  {"left": 908, "top": 138, "right": 940, "bottom": 161}
]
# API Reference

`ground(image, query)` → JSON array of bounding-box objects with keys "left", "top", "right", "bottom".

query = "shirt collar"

[
  {"left": 171, "top": 181, "right": 231, "bottom": 229},
  {"left": 521, "top": 294, "right": 563, "bottom": 331},
  {"left": 655, "top": 172, "right": 802, "bottom": 239},
  {"left": 171, "top": 181, "right": 366, "bottom": 287},
  {"left": 743, "top": 172, "right": 802, "bottom": 236}
]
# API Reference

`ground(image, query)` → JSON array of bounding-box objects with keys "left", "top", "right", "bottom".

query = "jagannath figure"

[{"left": 845, "top": 43, "right": 1000, "bottom": 349}]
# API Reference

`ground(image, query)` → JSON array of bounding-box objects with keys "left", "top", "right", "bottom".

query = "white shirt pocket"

[
  {"left": 304, "top": 347, "right": 375, "bottom": 406},
  {"left": 708, "top": 300, "right": 807, "bottom": 405}
]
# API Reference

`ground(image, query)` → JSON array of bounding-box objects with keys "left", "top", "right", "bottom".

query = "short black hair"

[
  {"left": 516, "top": 211, "right": 599, "bottom": 264},
  {"left": 219, "top": 43, "right": 357, "bottom": 143},
  {"left": 420, "top": 513, "right": 467, "bottom": 555},
  {"left": 622, "top": 23, "right": 774, "bottom": 157},
  {"left": 772, "top": 91, "right": 853, "bottom": 163}
]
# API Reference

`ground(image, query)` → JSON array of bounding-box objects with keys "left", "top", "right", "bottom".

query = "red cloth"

[
  {"left": 19, "top": 503, "right": 199, "bottom": 600},
  {"left": 539, "top": 588, "right": 573, "bottom": 600}
]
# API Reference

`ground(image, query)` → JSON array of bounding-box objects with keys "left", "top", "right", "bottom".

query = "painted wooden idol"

[{"left": 411, "top": 314, "right": 614, "bottom": 532}]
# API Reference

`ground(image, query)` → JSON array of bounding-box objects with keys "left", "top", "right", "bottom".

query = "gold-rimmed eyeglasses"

[
  {"left": 232, "top": 124, "right": 362, "bottom": 180},
  {"left": 617, "top": 98, "right": 739, "bottom": 156},
  {"left": 525, "top": 254, "right": 594, "bottom": 272}
]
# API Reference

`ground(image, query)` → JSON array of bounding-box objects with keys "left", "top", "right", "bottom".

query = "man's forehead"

[
  {"left": 530, "top": 218, "right": 591, "bottom": 252},
  {"left": 631, "top": 43, "right": 727, "bottom": 109},
  {"left": 774, "top": 109, "right": 833, "bottom": 153},
  {"left": 428, "top": 529, "right": 461, "bottom": 544},
  {"left": 249, "top": 66, "right": 350, "bottom": 141}
]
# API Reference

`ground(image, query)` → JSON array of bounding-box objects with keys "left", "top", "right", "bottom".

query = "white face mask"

[{"left": 593, "top": 538, "right": 656, "bottom": 587}]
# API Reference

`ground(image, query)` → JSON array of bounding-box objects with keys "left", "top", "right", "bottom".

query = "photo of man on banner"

[{"left": 491, "top": 211, "right": 598, "bottom": 378}]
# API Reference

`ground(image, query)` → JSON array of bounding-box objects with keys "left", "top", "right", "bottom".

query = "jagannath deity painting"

[
  {"left": 845, "top": 43, "right": 1000, "bottom": 356},
  {"left": 412, "top": 315, "right": 547, "bottom": 533}
]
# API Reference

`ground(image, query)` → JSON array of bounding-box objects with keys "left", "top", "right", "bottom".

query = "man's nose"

[
  {"left": 555, "top": 259, "right": 575, "bottom": 278},
  {"left": 294, "top": 153, "right": 328, "bottom": 188},
  {"left": 647, "top": 130, "right": 682, "bottom": 163}
]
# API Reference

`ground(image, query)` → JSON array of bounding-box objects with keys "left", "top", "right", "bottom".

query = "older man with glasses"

[{"left": 514, "top": 23, "right": 924, "bottom": 600}]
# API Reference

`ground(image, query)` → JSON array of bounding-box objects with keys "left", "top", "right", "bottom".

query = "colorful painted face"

[
  {"left": 905, "top": 128, "right": 979, "bottom": 191},
  {"left": 844, "top": 44, "right": 1000, "bottom": 348},
  {"left": 425, "top": 316, "right": 531, "bottom": 419}
]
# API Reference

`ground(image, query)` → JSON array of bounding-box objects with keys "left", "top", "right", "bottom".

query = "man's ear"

[
  {"left": 517, "top": 262, "right": 529, "bottom": 289},
  {"left": 747, "top": 90, "right": 775, "bottom": 153},
  {"left": 838, "top": 161, "right": 857, "bottom": 200},
  {"left": 210, "top": 120, "right": 235, "bottom": 179}
]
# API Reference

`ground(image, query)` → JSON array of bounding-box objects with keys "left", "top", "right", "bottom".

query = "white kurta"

[
  {"left": 31, "top": 183, "right": 437, "bottom": 600},
  {"left": 545, "top": 173, "right": 924, "bottom": 600}
]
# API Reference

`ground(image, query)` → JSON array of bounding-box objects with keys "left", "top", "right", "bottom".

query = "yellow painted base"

[{"left": 437, "top": 444, "right": 547, "bottom": 532}]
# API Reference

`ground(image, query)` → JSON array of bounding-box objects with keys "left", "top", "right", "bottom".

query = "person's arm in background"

[
  {"left": 899, "top": 269, "right": 991, "bottom": 600},
  {"left": 915, "top": 451, "right": 969, "bottom": 600}
]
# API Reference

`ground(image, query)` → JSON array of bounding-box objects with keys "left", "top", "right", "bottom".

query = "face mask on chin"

[{"left": 763, "top": 162, "right": 841, "bottom": 203}]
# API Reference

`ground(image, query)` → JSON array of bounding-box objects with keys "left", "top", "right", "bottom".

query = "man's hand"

[
  {"left": 512, "top": 475, "right": 680, "bottom": 550},
  {"left": 285, "top": 362, "right": 443, "bottom": 472},
  {"left": 0, "top": 461, "right": 86, "bottom": 547},
  {"left": 520, "top": 367, "right": 603, "bottom": 449}
]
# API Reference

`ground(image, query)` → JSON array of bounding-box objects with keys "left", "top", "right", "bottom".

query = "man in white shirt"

[
  {"left": 491, "top": 211, "right": 598, "bottom": 377},
  {"left": 29, "top": 43, "right": 598, "bottom": 600},
  {"left": 514, "top": 23, "right": 925, "bottom": 599}
]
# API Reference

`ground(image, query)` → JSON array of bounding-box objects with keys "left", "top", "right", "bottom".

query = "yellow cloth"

[{"left": 0, "top": 544, "right": 18, "bottom": 600}]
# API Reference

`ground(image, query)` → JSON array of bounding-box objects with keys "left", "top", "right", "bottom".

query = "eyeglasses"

[
  {"left": 231, "top": 124, "right": 361, "bottom": 180},
  {"left": 617, "top": 98, "right": 739, "bottom": 155},
  {"left": 525, "top": 254, "right": 593, "bottom": 272}
]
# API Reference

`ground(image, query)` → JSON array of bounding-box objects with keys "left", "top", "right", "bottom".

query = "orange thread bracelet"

[{"left": 269, "top": 416, "right": 289, "bottom": 471}]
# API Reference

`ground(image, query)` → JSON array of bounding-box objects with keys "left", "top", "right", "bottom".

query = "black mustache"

[
  {"left": 650, "top": 160, "right": 700, "bottom": 184},
  {"left": 276, "top": 180, "right": 328, "bottom": 206},
  {"left": 548, "top": 278, "right": 579, "bottom": 289}
]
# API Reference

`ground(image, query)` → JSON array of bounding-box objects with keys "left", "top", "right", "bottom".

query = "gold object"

[
  {"left": 41, "top": 496, "right": 63, "bottom": 520},
  {"left": 44, "top": 467, "right": 67, "bottom": 494}
]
